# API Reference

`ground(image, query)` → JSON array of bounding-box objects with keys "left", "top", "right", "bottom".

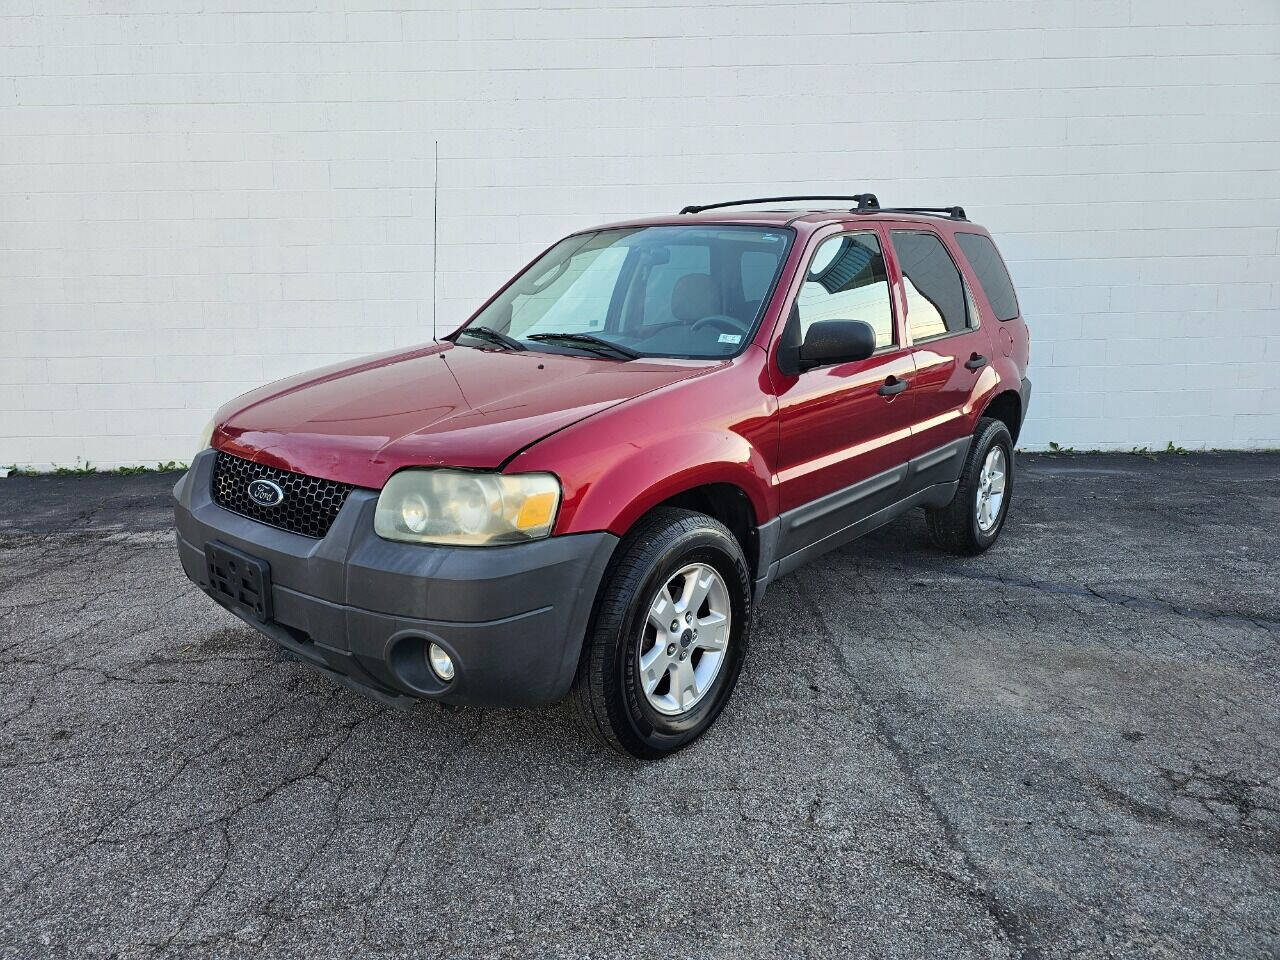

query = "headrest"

[{"left": 670, "top": 273, "right": 721, "bottom": 322}]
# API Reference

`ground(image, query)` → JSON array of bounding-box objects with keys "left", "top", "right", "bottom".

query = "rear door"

[
  {"left": 954, "top": 229, "right": 1029, "bottom": 376},
  {"left": 772, "top": 225, "right": 917, "bottom": 556},
  {"left": 888, "top": 226, "right": 996, "bottom": 469}
]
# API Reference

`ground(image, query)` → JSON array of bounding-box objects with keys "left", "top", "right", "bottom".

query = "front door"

[{"left": 772, "top": 227, "right": 918, "bottom": 558}]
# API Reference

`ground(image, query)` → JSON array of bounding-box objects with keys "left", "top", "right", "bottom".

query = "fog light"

[{"left": 427, "top": 642, "right": 455, "bottom": 681}]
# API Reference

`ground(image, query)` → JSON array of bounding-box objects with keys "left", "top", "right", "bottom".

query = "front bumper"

[{"left": 173, "top": 450, "right": 618, "bottom": 708}]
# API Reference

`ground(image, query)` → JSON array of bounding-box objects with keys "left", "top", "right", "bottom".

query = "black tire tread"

[
  {"left": 571, "top": 507, "right": 748, "bottom": 758},
  {"left": 925, "top": 417, "right": 1013, "bottom": 555}
]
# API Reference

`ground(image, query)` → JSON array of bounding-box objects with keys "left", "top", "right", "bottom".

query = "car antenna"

[{"left": 432, "top": 138, "right": 440, "bottom": 343}]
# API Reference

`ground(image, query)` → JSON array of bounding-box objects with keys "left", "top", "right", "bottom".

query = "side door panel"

[
  {"left": 909, "top": 341, "right": 998, "bottom": 461},
  {"left": 888, "top": 227, "right": 997, "bottom": 476},
  {"left": 770, "top": 225, "right": 918, "bottom": 559}
]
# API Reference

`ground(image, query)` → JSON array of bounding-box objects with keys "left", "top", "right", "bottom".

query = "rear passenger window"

[
  {"left": 795, "top": 232, "right": 894, "bottom": 348},
  {"left": 890, "top": 230, "right": 969, "bottom": 341},
  {"left": 956, "top": 232, "right": 1019, "bottom": 321}
]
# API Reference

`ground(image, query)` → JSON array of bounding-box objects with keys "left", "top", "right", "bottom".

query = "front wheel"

[
  {"left": 572, "top": 508, "right": 751, "bottom": 760},
  {"left": 926, "top": 417, "right": 1014, "bottom": 555}
]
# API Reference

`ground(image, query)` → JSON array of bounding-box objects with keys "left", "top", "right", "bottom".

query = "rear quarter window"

[{"left": 955, "top": 232, "right": 1020, "bottom": 321}]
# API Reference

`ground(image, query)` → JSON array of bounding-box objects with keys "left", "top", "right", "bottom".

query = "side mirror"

[{"left": 798, "top": 319, "right": 877, "bottom": 371}]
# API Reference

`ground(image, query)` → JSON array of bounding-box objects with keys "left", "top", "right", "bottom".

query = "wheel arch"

[
  {"left": 980, "top": 388, "right": 1023, "bottom": 444},
  {"left": 648, "top": 482, "right": 760, "bottom": 580}
]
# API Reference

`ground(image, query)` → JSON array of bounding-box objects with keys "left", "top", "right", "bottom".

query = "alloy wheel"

[
  {"left": 975, "top": 446, "right": 1007, "bottom": 533},
  {"left": 637, "top": 562, "right": 731, "bottom": 716}
]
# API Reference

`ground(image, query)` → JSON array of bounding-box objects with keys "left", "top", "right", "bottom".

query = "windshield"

[{"left": 456, "top": 225, "right": 793, "bottom": 360}]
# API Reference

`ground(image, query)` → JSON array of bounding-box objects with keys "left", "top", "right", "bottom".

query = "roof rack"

[
  {"left": 679, "top": 194, "right": 881, "bottom": 215},
  {"left": 863, "top": 205, "right": 968, "bottom": 221},
  {"left": 678, "top": 195, "right": 968, "bottom": 221}
]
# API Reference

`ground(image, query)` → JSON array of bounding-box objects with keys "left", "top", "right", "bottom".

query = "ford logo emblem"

[{"left": 247, "top": 478, "right": 285, "bottom": 507}]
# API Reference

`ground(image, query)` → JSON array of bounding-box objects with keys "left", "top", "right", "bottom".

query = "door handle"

[
  {"left": 878, "top": 376, "right": 909, "bottom": 397},
  {"left": 965, "top": 353, "right": 988, "bottom": 370}
]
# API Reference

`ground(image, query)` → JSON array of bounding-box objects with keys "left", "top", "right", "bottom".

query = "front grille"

[{"left": 211, "top": 452, "right": 353, "bottom": 539}]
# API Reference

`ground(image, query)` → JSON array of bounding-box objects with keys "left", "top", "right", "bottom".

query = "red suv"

[{"left": 174, "top": 194, "right": 1030, "bottom": 758}]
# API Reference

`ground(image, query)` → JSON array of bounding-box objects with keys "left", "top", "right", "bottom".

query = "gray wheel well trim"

[{"left": 980, "top": 383, "right": 1028, "bottom": 444}]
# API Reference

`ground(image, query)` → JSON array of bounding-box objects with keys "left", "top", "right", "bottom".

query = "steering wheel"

[{"left": 690, "top": 314, "right": 750, "bottom": 336}]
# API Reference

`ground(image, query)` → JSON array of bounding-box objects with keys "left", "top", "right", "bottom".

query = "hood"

[{"left": 213, "top": 342, "right": 709, "bottom": 488}]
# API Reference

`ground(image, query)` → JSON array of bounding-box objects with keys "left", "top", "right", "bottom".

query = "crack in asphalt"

[
  {"left": 1090, "top": 765, "right": 1280, "bottom": 857},
  {"left": 901, "top": 566, "right": 1280, "bottom": 634},
  {"left": 795, "top": 577, "right": 1040, "bottom": 960}
]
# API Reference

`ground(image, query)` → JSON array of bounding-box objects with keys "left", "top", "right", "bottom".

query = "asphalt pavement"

[{"left": 1, "top": 453, "right": 1277, "bottom": 959}]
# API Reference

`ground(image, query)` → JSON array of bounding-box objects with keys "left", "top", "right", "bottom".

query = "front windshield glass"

[{"left": 457, "top": 225, "right": 793, "bottom": 360}]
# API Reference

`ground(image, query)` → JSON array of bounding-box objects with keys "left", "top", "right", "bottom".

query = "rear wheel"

[
  {"left": 926, "top": 417, "right": 1014, "bottom": 555},
  {"left": 573, "top": 508, "right": 750, "bottom": 760}
]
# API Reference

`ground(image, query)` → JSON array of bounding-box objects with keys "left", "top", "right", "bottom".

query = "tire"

[
  {"left": 926, "top": 417, "right": 1014, "bottom": 555},
  {"left": 572, "top": 507, "right": 751, "bottom": 760}
]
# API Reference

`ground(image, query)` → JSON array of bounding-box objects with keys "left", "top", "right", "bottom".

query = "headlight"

[
  {"left": 374, "top": 470, "right": 561, "bottom": 546},
  {"left": 197, "top": 417, "right": 216, "bottom": 455}
]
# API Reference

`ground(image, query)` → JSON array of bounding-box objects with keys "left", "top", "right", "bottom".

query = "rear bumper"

[
  {"left": 1020, "top": 376, "right": 1032, "bottom": 427},
  {"left": 173, "top": 450, "right": 617, "bottom": 708}
]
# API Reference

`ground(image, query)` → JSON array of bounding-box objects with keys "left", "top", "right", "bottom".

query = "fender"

[
  {"left": 979, "top": 353, "right": 1026, "bottom": 432},
  {"left": 960, "top": 362, "right": 1004, "bottom": 433},
  {"left": 556, "top": 430, "right": 771, "bottom": 537},
  {"left": 504, "top": 359, "right": 779, "bottom": 538}
]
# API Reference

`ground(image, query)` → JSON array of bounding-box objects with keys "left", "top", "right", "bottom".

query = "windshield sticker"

[{"left": 718, "top": 334, "right": 742, "bottom": 344}]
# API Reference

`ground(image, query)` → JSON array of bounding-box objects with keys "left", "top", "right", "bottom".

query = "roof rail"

[
  {"left": 867, "top": 206, "right": 968, "bottom": 221},
  {"left": 679, "top": 194, "right": 880, "bottom": 215},
  {"left": 678, "top": 196, "right": 969, "bottom": 221}
]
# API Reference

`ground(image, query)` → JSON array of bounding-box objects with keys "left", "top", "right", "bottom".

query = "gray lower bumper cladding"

[{"left": 174, "top": 450, "right": 617, "bottom": 708}]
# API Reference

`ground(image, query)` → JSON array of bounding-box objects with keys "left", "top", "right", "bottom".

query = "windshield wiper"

[
  {"left": 456, "top": 325, "right": 526, "bottom": 351},
  {"left": 525, "top": 332, "right": 639, "bottom": 360}
]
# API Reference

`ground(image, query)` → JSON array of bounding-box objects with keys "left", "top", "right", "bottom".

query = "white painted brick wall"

[{"left": 2, "top": 0, "right": 1278, "bottom": 468}]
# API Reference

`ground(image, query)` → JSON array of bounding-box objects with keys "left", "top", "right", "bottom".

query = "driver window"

[{"left": 795, "top": 232, "right": 895, "bottom": 349}]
